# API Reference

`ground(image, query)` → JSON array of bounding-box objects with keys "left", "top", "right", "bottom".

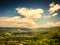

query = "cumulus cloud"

[
  {"left": 0, "top": 16, "right": 21, "bottom": 21},
  {"left": 0, "top": 16, "right": 60, "bottom": 28},
  {"left": 49, "top": 2, "right": 60, "bottom": 17},
  {"left": 49, "top": 2, "right": 55, "bottom": 7},
  {"left": 0, "top": 16, "right": 21, "bottom": 27},
  {"left": 0, "top": 7, "right": 44, "bottom": 28},
  {"left": 0, "top": 2, "right": 60, "bottom": 28},
  {"left": 49, "top": 2, "right": 60, "bottom": 13},
  {"left": 0, "top": 16, "right": 39, "bottom": 28},
  {"left": 16, "top": 8, "right": 44, "bottom": 19},
  {"left": 43, "top": 2, "right": 60, "bottom": 18},
  {"left": 43, "top": 13, "right": 58, "bottom": 18}
]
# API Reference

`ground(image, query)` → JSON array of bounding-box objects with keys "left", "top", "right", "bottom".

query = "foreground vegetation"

[{"left": 0, "top": 27, "right": 60, "bottom": 45}]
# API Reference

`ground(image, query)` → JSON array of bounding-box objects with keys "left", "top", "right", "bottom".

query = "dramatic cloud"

[
  {"left": 1, "top": 7, "right": 44, "bottom": 28},
  {"left": 0, "top": 2, "right": 60, "bottom": 28},
  {"left": 16, "top": 8, "right": 44, "bottom": 19}
]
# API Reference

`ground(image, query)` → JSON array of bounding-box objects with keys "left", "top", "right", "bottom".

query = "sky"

[{"left": 0, "top": 0, "right": 60, "bottom": 28}]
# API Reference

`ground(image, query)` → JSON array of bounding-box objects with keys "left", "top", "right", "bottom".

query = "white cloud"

[
  {"left": 0, "top": 16, "right": 60, "bottom": 28},
  {"left": 0, "top": 2, "right": 60, "bottom": 28},
  {"left": 0, "top": 16, "right": 39, "bottom": 28},
  {"left": 43, "top": 2, "right": 60, "bottom": 18},
  {"left": 0, "top": 16, "right": 21, "bottom": 21},
  {"left": 16, "top": 8, "right": 44, "bottom": 19},
  {"left": 49, "top": 2, "right": 55, "bottom": 7},
  {"left": 52, "top": 13, "right": 58, "bottom": 16},
  {"left": 1, "top": 7, "right": 44, "bottom": 28},
  {"left": 49, "top": 2, "right": 60, "bottom": 13}
]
